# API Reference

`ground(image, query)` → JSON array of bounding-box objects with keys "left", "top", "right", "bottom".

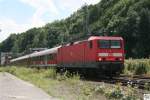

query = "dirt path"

[{"left": 0, "top": 72, "right": 58, "bottom": 100}]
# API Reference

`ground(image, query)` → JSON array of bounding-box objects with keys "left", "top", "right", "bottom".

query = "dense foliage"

[{"left": 0, "top": 0, "right": 150, "bottom": 58}]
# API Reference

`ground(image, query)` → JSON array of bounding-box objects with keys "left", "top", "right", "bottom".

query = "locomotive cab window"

[
  {"left": 98, "top": 40, "right": 121, "bottom": 49},
  {"left": 98, "top": 40, "right": 109, "bottom": 48},
  {"left": 111, "top": 40, "right": 121, "bottom": 48},
  {"left": 88, "top": 41, "right": 93, "bottom": 48}
]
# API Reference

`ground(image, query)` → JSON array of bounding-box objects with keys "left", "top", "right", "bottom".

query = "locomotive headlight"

[
  {"left": 99, "top": 58, "right": 102, "bottom": 61},
  {"left": 119, "top": 58, "right": 122, "bottom": 61}
]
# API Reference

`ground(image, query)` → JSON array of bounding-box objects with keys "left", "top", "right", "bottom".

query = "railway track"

[
  {"left": 84, "top": 75, "right": 150, "bottom": 90},
  {"left": 112, "top": 75, "right": 150, "bottom": 89}
]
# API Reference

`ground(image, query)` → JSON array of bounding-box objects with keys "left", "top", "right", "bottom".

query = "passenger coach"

[{"left": 10, "top": 46, "right": 60, "bottom": 67}]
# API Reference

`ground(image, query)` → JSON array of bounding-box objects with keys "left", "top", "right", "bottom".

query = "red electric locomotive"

[
  {"left": 10, "top": 36, "right": 124, "bottom": 76},
  {"left": 57, "top": 36, "right": 124, "bottom": 75}
]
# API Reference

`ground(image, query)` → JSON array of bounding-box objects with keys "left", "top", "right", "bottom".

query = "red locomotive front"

[{"left": 88, "top": 36, "right": 124, "bottom": 75}]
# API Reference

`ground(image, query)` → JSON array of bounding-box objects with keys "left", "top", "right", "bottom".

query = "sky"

[{"left": 0, "top": 0, "right": 100, "bottom": 43}]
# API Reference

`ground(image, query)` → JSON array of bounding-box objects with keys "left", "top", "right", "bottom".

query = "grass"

[
  {"left": 124, "top": 59, "right": 150, "bottom": 76},
  {"left": 104, "top": 84, "right": 138, "bottom": 100},
  {"left": 0, "top": 66, "right": 145, "bottom": 100}
]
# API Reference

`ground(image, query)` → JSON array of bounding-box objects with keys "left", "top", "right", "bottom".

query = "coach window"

[
  {"left": 48, "top": 54, "right": 51, "bottom": 60},
  {"left": 36, "top": 57, "right": 38, "bottom": 61},
  {"left": 51, "top": 54, "right": 53, "bottom": 60},
  {"left": 42, "top": 56, "right": 44, "bottom": 60},
  {"left": 40, "top": 56, "right": 42, "bottom": 60},
  {"left": 53, "top": 54, "right": 56, "bottom": 59},
  {"left": 37, "top": 57, "right": 39, "bottom": 61},
  {"left": 33, "top": 57, "right": 35, "bottom": 61},
  {"left": 48, "top": 54, "right": 53, "bottom": 60},
  {"left": 88, "top": 41, "right": 93, "bottom": 48}
]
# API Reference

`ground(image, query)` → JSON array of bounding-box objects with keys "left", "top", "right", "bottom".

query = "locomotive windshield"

[
  {"left": 110, "top": 40, "right": 121, "bottom": 48},
  {"left": 98, "top": 40, "right": 121, "bottom": 49},
  {"left": 99, "top": 40, "right": 110, "bottom": 48}
]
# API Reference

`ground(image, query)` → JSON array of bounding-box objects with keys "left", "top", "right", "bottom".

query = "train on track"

[{"left": 10, "top": 36, "right": 125, "bottom": 76}]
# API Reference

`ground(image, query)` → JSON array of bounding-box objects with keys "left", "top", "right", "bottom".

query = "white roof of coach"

[
  {"left": 10, "top": 55, "right": 30, "bottom": 62},
  {"left": 29, "top": 46, "right": 60, "bottom": 57},
  {"left": 10, "top": 46, "right": 61, "bottom": 63}
]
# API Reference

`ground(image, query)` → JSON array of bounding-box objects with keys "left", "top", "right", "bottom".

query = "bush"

[
  {"left": 135, "top": 61, "right": 149, "bottom": 75},
  {"left": 56, "top": 71, "right": 80, "bottom": 85},
  {"left": 105, "top": 84, "right": 123, "bottom": 99},
  {"left": 56, "top": 71, "right": 69, "bottom": 81},
  {"left": 0, "top": 66, "right": 17, "bottom": 75},
  {"left": 82, "top": 85, "right": 94, "bottom": 96},
  {"left": 66, "top": 73, "right": 80, "bottom": 85},
  {"left": 122, "top": 85, "right": 138, "bottom": 100},
  {"left": 94, "top": 83, "right": 105, "bottom": 94},
  {"left": 42, "top": 68, "right": 57, "bottom": 79},
  {"left": 144, "top": 83, "right": 150, "bottom": 91},
  {"left": 125, "top": 59, "right": 150, "bottom": 75}
]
